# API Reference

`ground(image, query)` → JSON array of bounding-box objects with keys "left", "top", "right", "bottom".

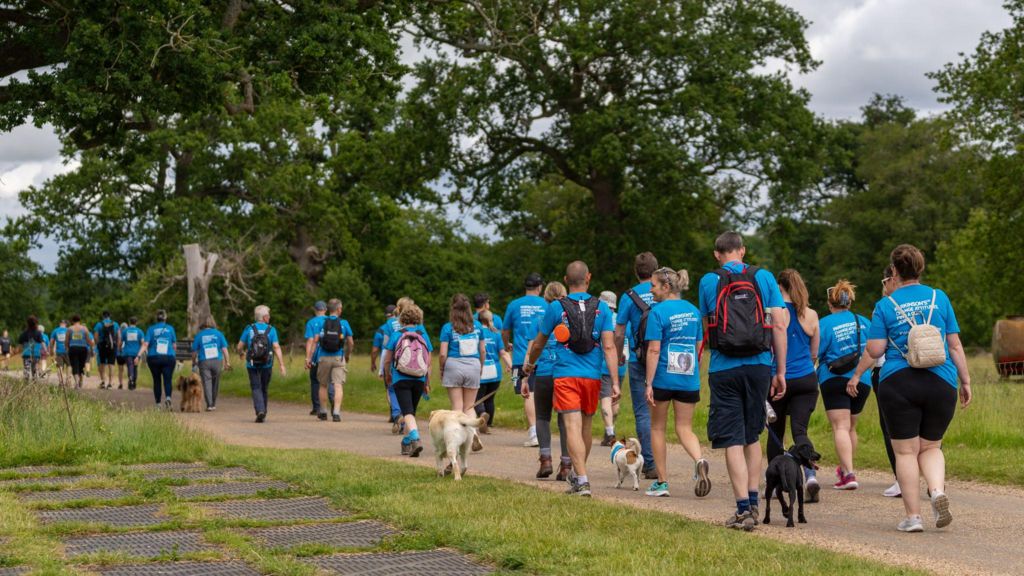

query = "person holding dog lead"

[
  {"left": 191, "top": 318, "right": 230, "bottom": 411},
  {"left": 383, "top": 304, "right": 432, "bottom": 457},
  {"left": 136, "top": 309, "right": 178, "bottom": 410},
  {"left": 237, "top": 305, "right": 286, "bottom": 423},
  {"left": 642, "top": 267, "right": 710, "bottom": 499},
  {"left": 475, "top": 310, "right": 511, "bottom": 431},
  {"left": 597, "top": 291, "right": 625, "bottom": 447},
  {"left": 864, "top": 244, "right": 971, "bottom": 533}
]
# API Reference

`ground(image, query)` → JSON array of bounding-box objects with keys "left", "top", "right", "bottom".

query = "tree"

[{"left": 0, "top": 233, "right": 42, "bottom": 332}]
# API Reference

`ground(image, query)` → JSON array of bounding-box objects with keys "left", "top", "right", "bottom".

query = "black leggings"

[
  {"left": 533, "top": 375, "right": 566, "bottom": 457},
  {"left": 767, "top": 373, "right": 819, "bottom": 462},
  {"left": 394, "top": 379, "right": 425, "bottom": 416},
  {"left": 147, "top": 356, "right": 175, "bottom": 404},
  {"left": 874, "top": 368, "right": 896, "bottom": 475},
  {"left": 475, "top": 381, "right": 500, "bottom": 425}
]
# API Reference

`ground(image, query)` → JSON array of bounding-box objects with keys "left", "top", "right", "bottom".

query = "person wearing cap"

[
  {"left": 502, "top": 272, "right": 548, "bottom": 447},
  {"left": 598, "top": 291, "right": 625, "bottom": 446},
  {"left": 93, "top": 311, "right": 120, "bottom": 389},
  {"left": 372, "top": 304, "right": 403, "bottom": 429},
  {"left": 304, "top": 300, "right": 334, "bottom": 416}
]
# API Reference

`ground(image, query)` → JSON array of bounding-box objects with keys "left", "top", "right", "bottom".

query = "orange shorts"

[{"left": 553, "top": 377, "right": 601, "bottom": 415}]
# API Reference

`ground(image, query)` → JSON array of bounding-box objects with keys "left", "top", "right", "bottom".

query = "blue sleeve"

[
  {"left": 270, "top": 327, "right": 280, "bottom": 345},
  {"left": 644, "top": 308, "right": 663, "bottom": 342},
  {"left": 342, "top": 320, "right": 353, "bottom": 338},
  {"left": 758, "top": 269, "right": 785, "bottom": 309},
  {"left": 616, "top": 293, "right": 632, "bottom": 326},
  {"left": 540, "top": 301, "right": 559, "bottom": 336},
  {"left": 439, "top": 323, "right": 451, "bottom": 345},
  {"left": 219, "top": 332, "right": 228, "bottom": 348},
  {"left": 503, "top": 305, "right": 517, "bottom": 331},
  {"left": 421, "top": 327, "right": 434, "bottom": 352},
  {"left": 598, "top": 302, "right": 614, "bottom": 333},
  {"left": 818, "top": 320, "right": 831, "bottom": 358},
  {"left": 372, "top": 329, "right": 383, "bottom": 348},
  {"left": 191, "top": 338, "right": 199, "bottom": 352},
  {"left": 868, "top": 301, "right": 888, "bottom": 340},
  {"left": 498, "top": 332, "right": 506, "bottom": 350},
  {"left": 385, "top": 332, "right": 397, "bottom": 351},
  {"left": 698, "top": 274, "right": 716, "bottom": 316},
  {"left": 145, "top": 326, "right": 154, "bottom": 342},
  {"left": 939, "top": 290, "right": 959, "bottom": 334},
  {"left": 170, "top": 326, "right": 177, "bottom": 342},
  {"left": 240, "top": 326, "right": 251, "bottom": 345},
  {"left": 304, "top": 320, "right": 316, "bottom": 339}
]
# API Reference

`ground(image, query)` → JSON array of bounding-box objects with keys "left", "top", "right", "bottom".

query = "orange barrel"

[{"left": 992, "top": 316, "right": 1024, "bottom": 377}]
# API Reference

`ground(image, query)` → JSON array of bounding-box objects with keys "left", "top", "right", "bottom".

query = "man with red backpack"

[
  {"left": 699, "top": 232, "right": 788, "bottom": 531},
  {"left": 382, "top": 304, "right": 433, "bottom": 457}
]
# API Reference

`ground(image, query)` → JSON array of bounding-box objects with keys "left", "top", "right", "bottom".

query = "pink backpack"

[{"left": 394, "top": 329, "right": 430, "bottom": 377}]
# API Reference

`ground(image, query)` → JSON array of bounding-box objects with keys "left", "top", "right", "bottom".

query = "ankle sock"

[
  {"left": 805, "top": 467, "right": 817, "bottom": 479},
  {"left": 333, "top": 410, "right": 340, "bottom": 416},
  {"left": 736, "top": 499, "right": 751, "bottom": 514},
  {"left": 560, "top": 456, "right": 572, "bottom": 465},
  {"left": 408, "top": 428, "right": 420, "bottom": 441},
  {"left": 528, "top": 425, "right": 536, "bottom": 437},
  {"left": 577, "top": 475, "right": 588, "bottom": 485},
  {"left": 605, "top": 426, "right": 614, "bottom": 435},
  {"left": 748, "top": 491, "right": 759, "bottom": 507}
]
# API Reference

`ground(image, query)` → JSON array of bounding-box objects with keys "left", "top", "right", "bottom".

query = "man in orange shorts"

[{"left": 523, "top": 260, "right": 620, "bottom": 497}]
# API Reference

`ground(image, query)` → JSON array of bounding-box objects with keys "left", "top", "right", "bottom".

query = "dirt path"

[{"left": 78, "top": 379, "right": 1022, "bottom": 576}]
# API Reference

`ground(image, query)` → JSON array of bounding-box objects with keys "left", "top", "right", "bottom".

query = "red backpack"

[{"left": 706, "top": 265, "right": 772, "bottom": 357}]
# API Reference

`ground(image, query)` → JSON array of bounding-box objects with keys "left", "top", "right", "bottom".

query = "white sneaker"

[
  {"left": 931, "top": 491, "right": 952, "bottom": 528},
  {"left": 523, "top": 435, "right": 539, "bottom": 447},
  {"left": 897, "top": 515, "right": 924, "bottom": 533},
  {"left": 883, "top": 482, "right": 902, "bottom": 498}
]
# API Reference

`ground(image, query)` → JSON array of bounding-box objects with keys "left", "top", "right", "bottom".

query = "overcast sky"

[{"left": 0, "top": 0, "right": 1012, "bottom": 270}]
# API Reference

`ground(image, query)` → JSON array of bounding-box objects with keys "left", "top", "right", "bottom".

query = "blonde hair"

[
  {"left": 395, "top": 297, "right": 415, "bottom": 316},
  {"left": 478, "top": 309, "right": 495, "bottom": 330},
  {"left": 777, "top": 269, "right": 809, "bottom": 319},
  {"left": 652, "top": 267, "right": 690, "bottom": 294},
  {"left": 543, "top": 281, "right": 567, "bottom": 303},
  {"left": 828, "top": 280, "right": 856, "bottom": 309}
]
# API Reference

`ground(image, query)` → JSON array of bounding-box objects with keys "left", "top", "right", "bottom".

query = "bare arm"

[
  {"left": 502, "top": 329, "right": 513, "bottom": 353},
  {"left": 382, "top": 349, "right": 393, "bottom": 387},
  {"left": 770, "top": 306, "right": 788, "bottom": 400},
  {"left": 613, "top": 324, "right": 627, "bottom": 365},
  {"left": 807, "top": 310, "right": 820, "bottom": 365},
  {"left": 345, "top": 336, "right": 354, "bottom": 364},
  {"left": 438, "top": 342, "right": 448, "bottom": 378},
  {"left": 478, "top": 339, "right": 486, "bottom": 374},
  {"left": 644, "top": 340, "right": 661, "bottom": 406},
  {"left": 947, "top": 333, "right": 972, "bottom": 407},
  {"left": 601, "top": 331, "right": 621, "bottom": 401},
  {"left": 273, "top": 343, "right": 286, "bottom": 376},
  {"left": 499, "top": 350, "right": 513, "bottom": 372},
  {"left": 305, "top": 335, "right": 320, "bottom": 368},
  {"left": 865, "top": 339, "right": 886, "bottom": 359}
]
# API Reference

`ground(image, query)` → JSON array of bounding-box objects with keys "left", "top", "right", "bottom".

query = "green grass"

[{"left": 0, "top": 376, "right": 928, "bottom": 575}]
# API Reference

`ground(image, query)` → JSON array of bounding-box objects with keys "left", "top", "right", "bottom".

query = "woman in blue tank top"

[{"left": 770, "top": 269, "right": 822, "bottom": 501}]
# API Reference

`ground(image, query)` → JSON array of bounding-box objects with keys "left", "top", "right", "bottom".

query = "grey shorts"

[
  {"left": 600, "top": 374, "right": 614, "bottom": 399},
  {"left": 443, "top": 357, "right": 482, "bottom": 389}
]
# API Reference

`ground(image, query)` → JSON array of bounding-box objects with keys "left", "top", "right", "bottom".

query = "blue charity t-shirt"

[
  {"left": 304, "top": 315, "right": 327, "bottom": 363},
  {"left": 67, "top": 326, "right": 91, "bottom": 349},
  {"left": 240, "top": 322, "right": 279, "bottom": 369},
  {"left": 474, "top": 311, "right": 504, "bottom": 331},
  {"left": 617, "top": 282, "right": 655, "bottom": 362},
  {"left": 50, "top": 327, "right": 68, "bottom": 355},
  {"left": 439, "top": 321, "right": 484, "bottom": 360},
  {"left": 144, "top": 322, "right": 177, "bottom": 358},
  {"left": 698, "top": 261, "right": 785, "bottom": 373},
  {"left": 503, "top": 295, "right": 549, "bottom": 366},
  {"left": 869, "top": 284, "right": 960, "bottom": 389},
  {"left": 534, "top": 323, "right": 559, "bottom": 377},
  {"left": 93, "top": 319, "right": 117, "bottom": 344},
  {"left": 645, "top": 299, "right": 703, "bottom": 391},
  {"left": 191, "top": 328, "right": 228, "bottom": 361},
  {"left": 26, "top": 333, "right": 48, "bottom": 357},
  {"left": 817, "top": 311, "right": 872, "bottom": 385},
  {"left": 385, "top": 324, "right": 433, "bottom": 384},
  {"left": 373, "top": 321, "right": 390, "bottom": 349},
  {"left": 317, "top": 316, "right": 353, "bottom": 358},
  {"left": 481, "top": 327, "right": 505, "bottom": 384},
  {"left": 120, "top": 326, "right": 145, "bottom": 357},
  {"left": 540, "top": 292, "right": 615, "bottom": 380}
]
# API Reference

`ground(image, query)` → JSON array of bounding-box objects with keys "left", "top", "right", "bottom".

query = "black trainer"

[
  {"left": 332, "top": 413, "right": 341, "bottom": 422},
  {"left": 255, "top": 412, "right": 266, "bottom": 423},
  {"left": 318, "top": 412, "right": 328, "bottom": 421}
]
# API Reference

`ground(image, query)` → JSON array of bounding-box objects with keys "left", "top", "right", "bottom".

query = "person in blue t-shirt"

[
  {"left": 50, "top": 320, "right": 69, "bottom": 370},
  {"left": 237, "top": 304, "right": 287, "bottom": 423},
  {"left": 372, "top": 305, "right": 402, "bottom": 427},
  {"left": 93, "top": 311, "right": 120, "bottom": 390},
  {"left": 382, "top": 304, "right": 433, "bottom": 457},
  {"left": 817, "top": 280, "right": 872, "bottom": 494},
  {"left": 439, "top": 294, "right": 486, "bottom": 420},
  {"left": 191, "top": 319, "right": 231, "bottom": 410},
  {"left": 305, "top": 298, "right": 354, "bottom": 422},
  {"left": 502, "top": 273, "right": 547, "bottom": 448},
  {"left": 524, "top": 261, "right": 620, "bottom": 498},
  {"left": 642, "top": 267, "right": 708, "bottom": 499},
  {"left": 136, "top": 310, "right": 178, "bottom": 409},
  {"left": 473, "top": 292, "right": 504, "bottom": 331},
  {"left": 475, "top": 310, "right": 511, "bottom": 429},
  {"left": 598, "top": 291, "right": 626, "bottom": 447},
  {"left": 119, "top": 317, "right": 145, "bottom": 390},
  {"left": 64, "top": 314, "right": 95, "bottom": 388},
  {"left": 522, "top": 281, "right": 570, "bottom": 480},
  {"left": 303, "top": 300, "right": 330, "bottom": 416},
  {"left": 114, "top": 322, "right": 129, "bottom": 389},
  {"left": 614, "top": 252, "right": 660, "bottom": 478},
  {"left": 698, "top": 232, "right": 787, "bottom": 531},
  {"left": 37, "top": 326, "right": 50, "bottom": 374},
  {"left": 863, "top": 244, "right": 972, "bottom": 533},
  {"left": 18, "top": 316, "right": 44, "bottom": 380}
]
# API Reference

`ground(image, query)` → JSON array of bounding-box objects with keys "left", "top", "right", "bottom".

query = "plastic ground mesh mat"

[
  {"left": 301, "top": 550, "right": 492, "bottom": 575},
  {"left": 0, "top": 474, "right": 102, "bottom": 487},
  {"left": 247, "top": 520, "right": 395, "bottom": 549},
  {"left": 97, "top": 561, "right": 260, "bottom": 575},
  {"left": 202, "top": 496, "right": 348, "bottom": 521},
  {"left": 2, "top": 465, "right": 57, "bottom": 476},
  {"left": 171, "top": 481, "right": 292, "bottom": 499},
  {"left": 62, "top": 530, "right": 215, "bottom": 558},
  {"left": 37, "top": 503, "right": 168, "bottom": 527},
  {"left": 0, "top": 567, "right": 27, "bottom": 576},
  {"left": 123, "top": 462, "right": 209, "bottom": 472},
  {"left": 143, "top": 467, "right": 258, "bottom": 481},
  {"left": 17, "top": 487, "right": 129, "bottom": 503}
]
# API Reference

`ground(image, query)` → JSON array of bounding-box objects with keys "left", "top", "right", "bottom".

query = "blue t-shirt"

[
  {"left": 386, "top": 317, "right": 401, "bottom": 337},
  {"left": 503, "top": 295, "right": 548, "bottom": 365},
  {"left": 782, "top": 302, "right": 816, "bottom": 379},
  {"left": 120, "top": 326, "right": 145, "bottom": 357},
  {"left": 869, "top": 284, "right": 960, "bottom": 388},
  {"left": 50, "top": 327, "right": 68, "bottom": 355},
  {"left": 191, "top": 328, "right": 229, "bottom": 361},
  {"left": 534, "top": 323, "right": 559, "bottom": 377},
  {"left": 539, "top": 292, "right": 615, "bottom": 380},
  {"left": 439, "top": 321, "right": 484, "bottom": 359},
  {"left": 698, "top": 261, "right": 785, "bottom": 373},
  {"left": 26, "top": 333, "right": 48, "bottom": 358},
  {"left": 372, "top": 320, "right": 390, "bottom": 349},
  {"left": 67, "top": 326, "right": 91, "bottom": 349},
  {"left": 240, "top": 323, "right": 279, "bottom": 368},
  {"left": 644, "top": 299, "right": 703, "bottom": 391},
  {"left": 481, "top": 327, "right": 505, "bottom": 384},
  {"left": 304, "top": 315, "right": 327, "bottom": 363},
  {"left": 144, "top": 322, "right": 177, "bottom": 358},
  {"left": 93, "top": 319, "right": 118, "bottom": 346},
  {"left": 385, "top": 324, "right": 433, "bottom": 384},
  {"left": 617, "top": 282, "right": 655, "bottom": 362},
  {"left": 817, "top": 311, "right": 872, "bottom": 385},
  {"left": 474, "top": 311, "right": 504, "bottom": 331},
  {"left": 317, "top": 316, "right": 353, "bottom": 358}
]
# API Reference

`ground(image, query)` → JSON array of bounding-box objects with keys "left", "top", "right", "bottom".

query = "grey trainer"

[{"left": 725, "top": 510, "right": 756, "bottom": 531}]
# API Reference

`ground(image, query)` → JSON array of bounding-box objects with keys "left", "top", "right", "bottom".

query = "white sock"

[
  {"left": 528, "top": 426, "right": 536, "bottom": 437},
  {"left": 578, "top": 475, "right": 588, "bottom": 484},
  {"left": 605, "top": 426, "right": 614, "bottom": 435}
]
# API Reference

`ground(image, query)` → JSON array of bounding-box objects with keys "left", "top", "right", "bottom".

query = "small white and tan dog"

[
  {"left": 611, "top": 438, "right": 645, "bottom": 491},
  {"left": 428, "top": 410, "right": 488, "bottom": 481}
]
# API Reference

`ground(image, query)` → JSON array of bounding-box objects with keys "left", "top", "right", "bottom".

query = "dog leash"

[
  {"left": 470, "top": 388, "right": 499, "bottom": 410},
  {"left": 765, "top": 424, "right": 786, "bottom": 453}
]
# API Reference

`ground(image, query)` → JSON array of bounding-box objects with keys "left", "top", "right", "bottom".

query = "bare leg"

[
  {"left": 447, "top": 387, "right": 463, "bottom": 413},
  {"left": 562, "top": 411, "right": 588, "bottom": 477},
  {"left": 650, "top": 401, "right": 670, "bottom": 482},
  {"left": 524, "top": 394, "right": 536, "bottom": 427},
  {"left": 725, "top": 445, "right": 749, "bottom": 500},
  {"left": 744, "top": 441, "right": 762, "bottom": 495},
  {"left": 827, "top": 409, "right": 854, "bottom": 473},
  {"left": 918, "top": 438, "right": 945, "bottom": 495},
  {"left": 461, "top": 388, "right": 477, "bottom": 417},
  {"left": 582, "top": 413, "right": 594, "bottom": 464},
  {"left": 673, "top": 401, "right": 702, "bottom": 462},
  {"left": 332, "top": 382, "right": 343, "bottom": 413},
  {"left": 600, "top": 397, "right": 616, "bottom": 434},
  {"left": 892, "top": 437, "right": 922, "bottom": 516}
]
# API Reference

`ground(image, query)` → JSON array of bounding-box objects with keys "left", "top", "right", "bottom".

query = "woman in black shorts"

[
  {"left": 864, "top": 244, "right": 972, "bottom": 533},
  {"left": 64, "top": 314, "right": 95, "bottom": 389}
]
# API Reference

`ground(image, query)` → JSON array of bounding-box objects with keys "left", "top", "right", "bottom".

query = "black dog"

[{"left": 763, "top": 442, "right": 821, "bottom": 527}]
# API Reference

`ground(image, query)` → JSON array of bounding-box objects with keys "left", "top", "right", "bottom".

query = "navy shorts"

[
  {"left": 511, "top": 365, "right": 537, "bottom": 394},
  {"left": 707, "top": 365, "right": 771, "bottom": 449},
  {"left": 820, "top": 377, "right": 871, "bottom": 414}
]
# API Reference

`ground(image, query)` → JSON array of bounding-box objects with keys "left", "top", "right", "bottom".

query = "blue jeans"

[
  {"left": 309, "top": 363, "right": 335, "bottom": 412},
  {"left": 248, "top": 367, "right": 272, "bottom": 415},
  {"left": 628, "top": 361, "right": 655, "bottom": 471},
  {"left": 147, "top": 356, "right": 175, "bottom": 404},
  {"left": 387, "top": 384, "right": 401, "bottom": 419}
]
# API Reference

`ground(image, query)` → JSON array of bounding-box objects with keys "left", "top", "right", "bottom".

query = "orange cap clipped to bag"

[{"left": 553, "top": 323, "right": 571, "bottom": 343}]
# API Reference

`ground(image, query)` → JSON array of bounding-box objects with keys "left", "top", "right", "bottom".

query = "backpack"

[
  {"left": 557, "top": 296, "right": 600, "bottom": 355},
  {"left": 625, "top": 289, "right": 652, "bottom": 362},
  {"left": 394, "top": 329, "right": 430, "bottom": 377},
  {"left": 887, "top": 291, "right": 947, "bottom": 369},
  {"left": 827, "top": 312, "right": 862, "bottom": 374},
  {"left": 246, "top": 324, "right": 272, "bottom": 365},
  {"left": 705, "top": 265, "right": 772, "bottom": 357},
  {"left": 99, "top": 322, "right": 117, "bottom": 352},
  {"left": 320, "top": 317, "right": 343, "bottom": 353}
]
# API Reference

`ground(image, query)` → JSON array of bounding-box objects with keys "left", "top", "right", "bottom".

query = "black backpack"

[
  {"left": 99, "top": 322, "right": 117, "bottom": 351},
  {"left": 625, "top": 289, "right": 652, "bottom": 362},
  {"left": 246, "top": 324, "right": 272, "bottom": 364},
  {"left": 320, "top": 317, "right": 343, "bottom": 353},
  {"left": 557, "top": 296, "right": 600, "bottom": 354},
  {"left": 706, "top": 265, "right": 772, "bottom": 357}
]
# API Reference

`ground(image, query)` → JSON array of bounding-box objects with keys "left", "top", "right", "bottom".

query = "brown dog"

[{"left": 177, "top": 373, "right": 204, "bottom": 413}]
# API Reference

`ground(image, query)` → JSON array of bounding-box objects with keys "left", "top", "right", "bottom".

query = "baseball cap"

[
  {"left": 599, "top": 291, "right": 618, "bottom": 310},
  {"left": 524, "top": 272, "right": 544, "bottom": 288},
  {"left": 385, "top": 304, "right": 396, "bottom": 315},
  {"left": 314, "top": 300, "right": 327, "bottom": 311}
]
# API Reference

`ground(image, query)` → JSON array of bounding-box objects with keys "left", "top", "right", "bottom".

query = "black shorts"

[
  {"left": 97, "top": 348, "right": 116, "bottom": 365},
  {"left": 820, "top": 377, "right": 872, "bottom": 415},
  {"left": 68, "top": 347, "right": 89, "bottom": 376},
  {"left": 393, "top": 379, "right": 425, "bottom": 416},
  {"left": 652, "top": 387, "right": 700, "bottom": 404},
  {"left": 707, "top": 364, "right": 771, "bottom": 449},
  {"left": 511, "top": 365, "right": 537, "bottom": 394},
  {"left": 116, "top": 355, "right": 128, "bottom": 366},
  {"left": 877, "top": 368, "right": 957, "bottom": 441}
]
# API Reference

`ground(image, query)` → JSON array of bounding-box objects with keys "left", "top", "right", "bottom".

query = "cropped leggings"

[
  {"left": 533, "top": 375, "right": 566, "bottom": 457},
  {"left": 767, "top": 373, "right": 819, "bottom": 462}
]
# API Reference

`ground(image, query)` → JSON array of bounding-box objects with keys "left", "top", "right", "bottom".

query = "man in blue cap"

[{"left": 304, "top": 300, "right": 334, "bottom": 415}]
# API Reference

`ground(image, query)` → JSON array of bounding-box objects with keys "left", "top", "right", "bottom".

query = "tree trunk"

[{"left": 183, "top": 244, "right": 219, "bottom": 337}]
